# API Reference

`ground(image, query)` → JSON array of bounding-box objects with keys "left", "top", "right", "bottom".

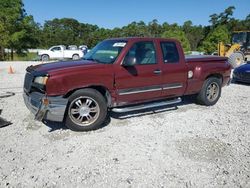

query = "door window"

[
  {"left": 51, "top": 47, "right": 61, "bottom": 51},
  {"left": 124, "top": 41, "right": 156, "bottom": 65}
]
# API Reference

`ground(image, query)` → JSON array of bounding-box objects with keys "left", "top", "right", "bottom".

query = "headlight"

[{"left": 34, "top": 76, "right": 48, "bottom": 85}]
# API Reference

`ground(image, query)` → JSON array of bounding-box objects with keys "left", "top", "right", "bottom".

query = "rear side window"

[{"left": 161, "top": 42, "right": 179, "bottom": 63}]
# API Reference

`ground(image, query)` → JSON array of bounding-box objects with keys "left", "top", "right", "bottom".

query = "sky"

[{"left": 23, "top": 0, "right": 250, "bottom": 28}]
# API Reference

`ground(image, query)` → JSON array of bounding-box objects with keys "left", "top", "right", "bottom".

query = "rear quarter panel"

[{"left": 184, "top": 59, "right": 231, "bottom": 95}]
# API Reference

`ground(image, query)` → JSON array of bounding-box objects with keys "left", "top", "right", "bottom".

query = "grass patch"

[{"left": 4, "top": 52, "right": 39, "bottom": 61}]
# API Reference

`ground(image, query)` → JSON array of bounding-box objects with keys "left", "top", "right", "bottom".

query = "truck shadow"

[
  {"left": 42, "top": 116, "right": 111, "bottom": 132},
  {"left": 110, "top": 96, "right": 196, "bottom": 120},
  {"left": 42, "top": 120, "right": 67, "bottom": 132}
]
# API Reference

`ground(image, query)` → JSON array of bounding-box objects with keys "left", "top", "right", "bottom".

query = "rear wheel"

[
  {"left": 65, "top": 89, "right": 107, "bottom": 131},
  {"left": 196, "top": 77, "right": 222, "bottom": 106},
  {"left": 228, "top": 52, "right": 244, "bottom": 68},
  {"left": 72, "top": 54, "right": 80, "bottom": 60}
]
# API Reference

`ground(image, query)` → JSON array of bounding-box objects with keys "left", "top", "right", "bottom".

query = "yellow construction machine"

[{"left": 218, "top": 31, "right": 250, "bottom": 68}]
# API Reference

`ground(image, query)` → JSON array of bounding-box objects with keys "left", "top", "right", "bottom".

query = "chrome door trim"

[
  {"left": 118, "top": 85, "right": 162, "bottom": 96},
  {"left": 163, "top": 83, "right": 183, "bottom": 90}
]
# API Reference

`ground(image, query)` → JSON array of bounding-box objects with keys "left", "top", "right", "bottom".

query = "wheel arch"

[
  {"left": 41, "top": 54, "right": 50, "bottom": 58},
  {"left": 72, "top": 53, "right": 80, "bottom": 58},
  {"left": 205, "top": 73, "right": 223, "bottom": 84},
  {"left": 64, "top": 85, "right": 112, "bottom": 107}
]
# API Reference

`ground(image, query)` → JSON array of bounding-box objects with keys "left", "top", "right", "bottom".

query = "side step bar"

[{"left": 112, "top": 97, "right": 182, "bottom": 113}]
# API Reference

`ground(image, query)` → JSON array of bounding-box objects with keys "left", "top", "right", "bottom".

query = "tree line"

[{"left": 0, "top": 0, "right": 249, "bottom": 60}]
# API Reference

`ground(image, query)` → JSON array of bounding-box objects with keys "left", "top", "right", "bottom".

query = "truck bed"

[{"left": 185, "top": 55, "right": 228, "bottom": 63}]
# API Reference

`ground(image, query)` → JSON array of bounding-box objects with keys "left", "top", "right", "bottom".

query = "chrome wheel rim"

[
  {"left": 68, "top": 96, "right": 100, "bottom": 126},
  {"left": 206, "top": 82, "right": 219, "bottom": 102}
]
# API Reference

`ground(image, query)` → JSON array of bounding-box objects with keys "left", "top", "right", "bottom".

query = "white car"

[{"left": 38, "top": 45, "right": 84, "bottom": 61}]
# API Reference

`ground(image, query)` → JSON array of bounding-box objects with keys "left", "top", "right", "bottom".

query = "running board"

[{"left": 112, "top": 97, "right": 182, "bottom": 113}]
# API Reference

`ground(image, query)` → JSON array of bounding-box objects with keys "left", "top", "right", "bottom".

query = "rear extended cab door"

[
  {"left": 157, "top": 39, "right": 188, "bottom": 98},
  {"left": 114, "top": 38, "right": 163, "bottom": 106}
]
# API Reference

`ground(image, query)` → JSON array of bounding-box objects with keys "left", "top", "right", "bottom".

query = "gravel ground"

[{"left": 0, "top": 61, "right": 249, "bottom": 187}]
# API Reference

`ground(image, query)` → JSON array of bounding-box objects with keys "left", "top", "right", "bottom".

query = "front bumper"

[{"left": 23, "top": 92, "right": 68, "bottom": 122}]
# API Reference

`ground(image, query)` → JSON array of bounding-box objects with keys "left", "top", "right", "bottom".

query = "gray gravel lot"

[{"left": 0, "top": 61, "right": 249, "bottom": 187}]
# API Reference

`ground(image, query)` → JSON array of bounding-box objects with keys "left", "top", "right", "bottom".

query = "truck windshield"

[{"left": 83, "top": 40, "right": 127, "bottom": 64}]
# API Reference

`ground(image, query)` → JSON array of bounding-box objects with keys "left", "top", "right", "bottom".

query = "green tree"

[
  {"left": 209, "top": 6, "right": 235, "bottom": 27},
  {"left": 78, "top": 23, "right": 99, "bottom": 47},
  {"left": 41, "top": 18, "right": 101, "bottom": 48},
  {"left": 161, "top": 25, "right": 191, "bottom": 52},
  {"left": 0, "top": 0, "right": 24, "bottom": 60},
  {"left": 229, "top": 14, "right": 250, "bottom": 31},
  {"left": 9, "top": 15, "right": 40, "bottom": 54},
  {"left": 121, "top": 21, "right": 150, "bottom": 37},
  {"left": 199, "top": 25, "right": 230, "bottom": 54},
  {"left": 41, "top": 18, "right": 81, "bottom": 48},
  {"left": 0, "top": 0, "right": 39, "bottom": 60},
  {"left": 182, "top": 21, "right": 205, "bottom": 50},
  {"left": 148, "top": 19, "right": 162, "bottom": 37},
  {"left": 85, "top": 28, "right": 112, "bottom": 48}
]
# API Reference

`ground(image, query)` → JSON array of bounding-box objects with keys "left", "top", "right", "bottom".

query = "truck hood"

[{"left": 27, "top": 60, "right": 101, "bottom": 73}]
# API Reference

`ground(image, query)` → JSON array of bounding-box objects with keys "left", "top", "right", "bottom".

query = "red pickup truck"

[{"left": 23, "top": 37, "right": 231, "bottom": 131}]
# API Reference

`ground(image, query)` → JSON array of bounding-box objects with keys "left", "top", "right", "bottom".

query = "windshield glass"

[
  {"left": 83, "top": 40, "right": 127, "bottom": 64},
  {"left": 232, "top": 32, "right": 247, "bottom": 44}
]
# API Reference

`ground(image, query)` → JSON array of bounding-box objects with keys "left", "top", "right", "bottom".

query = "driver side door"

[{"left": 114, "top": 40, "right": 162, "bottom": 106}]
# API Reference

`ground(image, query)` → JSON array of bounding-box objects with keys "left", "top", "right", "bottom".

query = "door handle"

[{"left": 154, "top": 70, "right": 162, "bottom": 75}]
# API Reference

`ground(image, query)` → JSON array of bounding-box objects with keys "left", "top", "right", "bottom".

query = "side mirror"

[{"left": 122, "top": 56, "right": 137, "bottom": 66}]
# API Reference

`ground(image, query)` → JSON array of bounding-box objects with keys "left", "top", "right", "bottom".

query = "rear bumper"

[
  {"left": 23, "top": 92, "right": 68, "bottom": 122},
  {"left": 222, "top": 76, "right": 231, "bottom": 86}
]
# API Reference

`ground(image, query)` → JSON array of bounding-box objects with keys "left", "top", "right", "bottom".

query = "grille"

[{"left": 24, "top": 72, "right": 33, "bottom": 93}]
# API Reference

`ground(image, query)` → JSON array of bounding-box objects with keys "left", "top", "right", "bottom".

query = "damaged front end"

[{"left": 23, "top": 66, "right": 68, "bottom": 122}]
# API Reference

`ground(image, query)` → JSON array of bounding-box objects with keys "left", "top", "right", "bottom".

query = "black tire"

[
  {"left": 65, "top": 88, "right": 107, "bottom": 131},
  {"left": 72, "top": 54, "right": 80, "bottom": 60},
  {"left": 41, "top": 54, "right": 49, "bottom": 62},
  {"left": 196, "top": 77, "right": 222, "bottom": 106}
]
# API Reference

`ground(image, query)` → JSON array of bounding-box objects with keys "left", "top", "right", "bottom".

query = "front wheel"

[
  {"left": 65, "top": 89, "right": 107, "bottom": 131},
  {"left": 41, "top": 54, "right": 49, "bottom": 62},
  {"left": 196, "top": 77, "right": 222, "bottom": 106}
]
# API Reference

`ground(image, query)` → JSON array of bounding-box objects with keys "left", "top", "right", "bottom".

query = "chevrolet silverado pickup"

[{"left": 23, "top": 37, "right": 231, "bottom": 131}]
